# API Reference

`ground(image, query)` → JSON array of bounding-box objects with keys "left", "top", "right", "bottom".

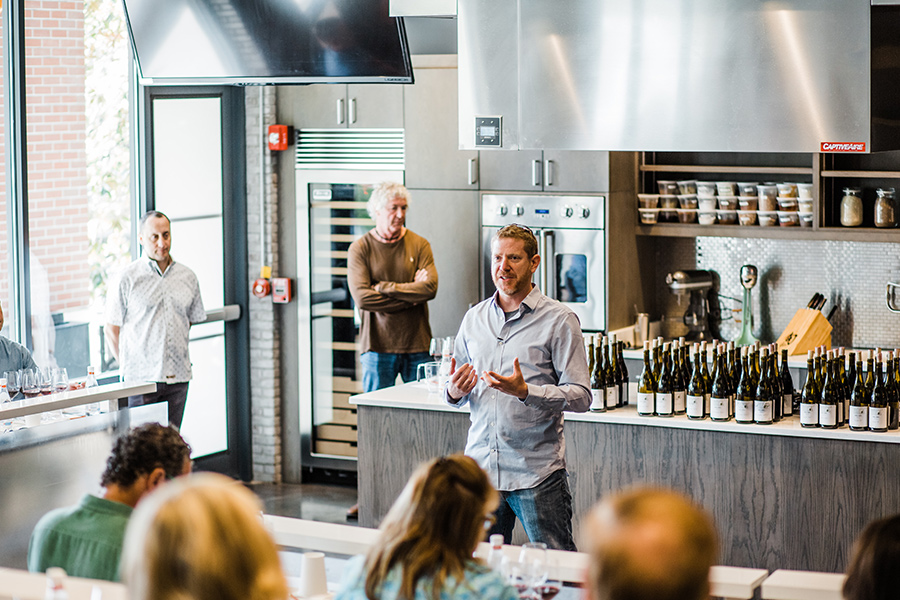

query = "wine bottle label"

[
  {"left": 819, "top": 404, "right": 837, "bottom": 427},
  {"left": 606, "top": 386, "right": 617, "bottom": 408},
  {"left": 849, "top": 406, "right": 868, "bottom": 429},
  {"left": 673, "top": 390, "right": 686, "bottom": 413},
  {"left": 799, "top": 404, "right": 818, "bottom": 426},
  {"left": 590, "top": 389, "right": 606, "bottom": 411},
  {"left": 656, "top": 392, "right": 673, "bottom": 415},
  {"left": 734, "top": 400, "right": 754, "bottom": 423},
  {"left": 754, "top": 400, "right": 773, "bottom": 423},
  {"left": 637, "top": 392, "right": 654, "bottom": 415},
  {"left": 710, "top": 396, "right": 729, "bottom": 420},
  {"left": 686, "top": 394, "right": 704, "bottom": 418},
  {"left": 783, "top": 394, "right": 793, "bottom": 416},
  {"left": 870, "top": 406, "right": 888, "bottom": 430}
]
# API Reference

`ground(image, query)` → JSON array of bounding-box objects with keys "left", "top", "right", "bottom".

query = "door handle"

[
  {"left": 544, "top": 159, "right": 554, "bottom": 186},
  {"left": 336, "top": 98, "right": 345, "bottom": 124},
  {"left": 349, "top": 97, "right": 357, "bottom": 124},
  {"left": 532, "top": 159, "right": 542, "bottom": 187},
  {"left": 544, "top": 230, "right": 555, "bottom": 296},
  {"left": 888, "top": 282, "right": 900, "bottom": 313},
  {"left": 468, "top": 157, "right": 478, "bottom": 185}
]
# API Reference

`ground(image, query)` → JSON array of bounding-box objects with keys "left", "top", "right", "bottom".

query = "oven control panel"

[{"left": 482, "top": 194, "right": 605, "bottom": 229}]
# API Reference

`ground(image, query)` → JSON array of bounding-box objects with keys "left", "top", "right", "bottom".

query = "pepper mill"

[{"left": 735, "top": 265, "right": 759, "bottom": 347}]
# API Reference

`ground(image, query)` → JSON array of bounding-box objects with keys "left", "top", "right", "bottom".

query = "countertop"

[
  {"left": 351, "top": 381, "right": 900, "bottom": 445},
  {"left": 0, "top": 380, "right": 157, "bottom": 420}
]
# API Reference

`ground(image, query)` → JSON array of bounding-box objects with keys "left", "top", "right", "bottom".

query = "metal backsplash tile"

[{"left": 650, "top": 237, "right": 900, "bottom": 349}]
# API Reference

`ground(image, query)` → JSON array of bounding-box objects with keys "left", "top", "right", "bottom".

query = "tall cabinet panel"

[
  {"left": 403, "top": 56, "right": 478, "bottom": 190},
  {"left": 480, "top": 149, "right": 610, "bottom": 192}
]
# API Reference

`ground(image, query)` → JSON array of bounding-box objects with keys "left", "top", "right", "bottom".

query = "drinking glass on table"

[
  {"left": 39, "top": 366, "right": 52, "bottom": 395},
  {"left": 53, "top": 368, "right": 69, "bottom": 394},
  {"left": 519, "top": 542, "right": 548, "bottom": 599},
  {"left": 6, "top": 370, "right": 20, "bottom": 398},
  {"left": 429, "top": 338, "right": 443, "bottom": 362},
  {"left": 537, "top": 555, "right": 561, "bottom": 600},
  {"left": 22, "top": 369, "right": 40, "bottom": 398}
]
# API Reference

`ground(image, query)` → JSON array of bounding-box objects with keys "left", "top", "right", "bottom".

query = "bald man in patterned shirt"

[{"left": 105, "top": 211, "right": 206, "bottom": 429}]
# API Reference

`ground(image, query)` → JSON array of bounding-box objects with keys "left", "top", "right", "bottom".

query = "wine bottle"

[
  {"left": 888, "top": 351, "right": 899, "bottom": 430},
  {"left": 837, "top": 348, "right": 847, "bottom": 426},
  {"left": 587, "top": 335, "right": 595, "bottom": 376},
  {"left": 637, "top": 341, "right": 655, "bottom": 417},
  {"left": 686, "top": 347, "right": 706, "bottom": 420},
  {"left": 590, "top": 338, "right": 606, "bottom": 412},
  {"left": 799, "top": 350, "right": 818, "bottom": 428},
  {"left": 865, "top": 349, "right": 877, "bottom": 397},
  {"left": 734, "top": 347, "right": 754, "bottom": 424},
  {"left": 616, "top": 341, "right": 628, "bottom": 407},
  {"left": 710, "top": 348, "right": 730, "bottom": 421},
  {"left": 700, "top": 342, "right": 712, "bottom": 417},
  {"left": 672, "top": 341, "right": 686, "bottom": 415},
  {"left": 710, "top": 343, "right": 719, "bottom": 384},
  {"left": 870, "top": 351, "right": 889, "bottom": 432},
  {"left": 651, "top": 338, "right": 661, "bottom": 383},
  {"left": 605, "top": 335, "right": 618, "bottom": 411},
  {"left": 728, "top": 341, "right": 737, "bottom": 383},
  {"left": 655, "top": 343, "right": 674, "bottom": 417},
  {"left": 768, "top": 349, "right": 782, "bottom": 422},
  {"left": 754, "top": 347, "right": 774, "bottom": 425},
  {"left": 819, "top": 351, "right": 838, "bottom": 429},
  {"left": 780, "top": 348, "right": 794, "bottom": 418},
  {"left": 849, "top": 352, "right": 869, "bottom": 432},
  {"left": 680, "top": 339, "right": 691, "bottom": 385}
]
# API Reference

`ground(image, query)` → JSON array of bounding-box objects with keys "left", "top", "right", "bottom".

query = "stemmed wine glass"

[
  {"left": 518, "top": 542, "right": 548, "bottom": 600},
  {"left": 22, "top": 369, "right": 40, "bottom": 398},
  {"left": 52, "top": 368, "right": 69, "bottom": 394},
  {"left": 429, "top": 338, "right": 443, "bottom": 362},
  {"left": 6, "top": 370, "right": 20, "bottom": 399},
  {"left": 39, "top": 366, "right": 53, "bottom": 395}
]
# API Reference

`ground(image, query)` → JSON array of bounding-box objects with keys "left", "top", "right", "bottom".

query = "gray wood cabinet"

[
  {"left": 480, "top": 149, "right": 611, "bottom": 192},
  {"left": 403, "top": 57, "right": 478, "bottom": 190},
  {"left": 285, "top": 84, "right": 403, "bottom": 129}
]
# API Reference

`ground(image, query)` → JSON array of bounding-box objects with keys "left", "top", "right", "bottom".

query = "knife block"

[{"left": 775, "top": 308, "right": 832, "bottom": 356}]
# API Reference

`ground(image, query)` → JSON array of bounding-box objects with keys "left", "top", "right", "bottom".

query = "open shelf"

[
  {"left": 636, "top": 223, "right": 900, "bottom": 242},
  {"left": 640, "top": 164, "right": 813, "bottom": 176},
  {"left": 821, "top": 170, "right": 900, "bottom": 179}
]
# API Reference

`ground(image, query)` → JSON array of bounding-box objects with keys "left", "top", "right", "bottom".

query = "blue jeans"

[
  {"left": 360, "top": 351, "right": 431, "bottom": 393},
  {"left": 490, "top": 469, "right": 577, "bottom": 551}
]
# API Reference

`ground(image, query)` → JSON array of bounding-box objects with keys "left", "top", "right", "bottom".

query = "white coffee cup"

[{"left": 298, "top": 552, "right": 328, "bottom": 598}]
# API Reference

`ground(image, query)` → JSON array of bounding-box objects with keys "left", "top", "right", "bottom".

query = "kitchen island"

[{"left": 353, "top": 382, "right": 900, "bottom": 573}]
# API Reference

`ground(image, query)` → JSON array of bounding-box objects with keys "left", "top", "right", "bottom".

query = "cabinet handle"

[
  {"left": 532, "top": 159, "right": 542, "bottom": 187},
  {"left": 468, "top": 157, "right": 478, "bottom": 185},
  {"left": 336, "top": 98, "right": 345, "bottom": 124},
  {"left": 349, "top": 98, "right": 357, "bottom": 124},
  {"left": 545, "top": 159, "right": 554, "bottom": 186}
]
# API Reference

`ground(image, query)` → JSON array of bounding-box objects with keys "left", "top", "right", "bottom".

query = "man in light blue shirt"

[
  {"left": 0, "top": 299, "right": 38, "bottom": 376},
  {"left": 445, "top": 224, "right": 590, "bottom": 550}
]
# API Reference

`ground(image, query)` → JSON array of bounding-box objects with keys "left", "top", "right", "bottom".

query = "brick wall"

[
  {"left": 0, "top": 0, "right": 91, "bottom": 317},
  {"left": 246, "top": 87, "right": 282, "bottom": 482}
]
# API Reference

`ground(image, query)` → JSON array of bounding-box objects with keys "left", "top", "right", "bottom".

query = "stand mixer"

[
  {"left": 734, "top": 264, "right": 759, "bottom": 346},
  {"left": 666, "top": 270, "right": 715, "bottom": 341}
]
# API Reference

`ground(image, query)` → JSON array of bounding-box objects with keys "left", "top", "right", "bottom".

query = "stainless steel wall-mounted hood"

[{"left": 459, "top": 0, "right": 900, "bottom": 153}]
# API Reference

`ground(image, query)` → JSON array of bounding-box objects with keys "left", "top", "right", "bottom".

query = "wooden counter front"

[{"left": 354, "top": 382, "right": 900, "bottom": 573}]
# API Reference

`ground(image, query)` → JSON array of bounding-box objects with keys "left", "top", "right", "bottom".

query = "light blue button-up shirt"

[{"left": 445, "top": 286, "right": 590, "bottom": 491}]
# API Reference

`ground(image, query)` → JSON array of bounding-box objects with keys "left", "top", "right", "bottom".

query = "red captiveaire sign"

[{"left": 820, "top": 142, "right": 866, "bottom": 152}]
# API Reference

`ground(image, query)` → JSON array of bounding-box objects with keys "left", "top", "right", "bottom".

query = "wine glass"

[
  {"left": 39, "top": 366, "right": 53, "bottom": 395},
  {"left": 22, "top": 369, "right": 40, "bottom": 398},
  {"left": 441, "top": 336, "right": 454, "bottom": 358},
  {"left": 518, "top": 542, "right": 548, "bottom": 599},
  {"left": 429, "top": 338, "right": 442, "bottom": 362},
  {"left": 6, "top": 370, "right": 20, "bottom": 398},
  {"left": 53, "top": 368, "right": 69, "bottom": 394},
  {"left": 537, "top": 555, "right": 561, "bottom": 600}
]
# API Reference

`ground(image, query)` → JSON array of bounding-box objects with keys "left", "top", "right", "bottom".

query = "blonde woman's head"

[{"left": 122, "top": 472, "right": 288, "bottom": 600}]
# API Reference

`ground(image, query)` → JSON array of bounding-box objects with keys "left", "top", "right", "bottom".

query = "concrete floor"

[{"left": 246, "top": 481, "right": 359, "bottom": 524}]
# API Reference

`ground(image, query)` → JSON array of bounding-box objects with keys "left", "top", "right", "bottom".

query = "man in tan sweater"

[{"left": 348, "top": 182, "right": 438, "bottom": 393}]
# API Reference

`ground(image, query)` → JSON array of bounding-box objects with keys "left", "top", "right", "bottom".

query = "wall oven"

[{"left": 481, "top": 194, "right": 606, "bottom": 332}]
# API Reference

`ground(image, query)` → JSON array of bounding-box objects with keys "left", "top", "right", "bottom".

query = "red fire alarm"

[
  {"left": 268, "top": 124, "right": 289, "bottom": 151},
  {"left": 272, "top": 278, "right": 292, "bottom": 303},
  {"left": 252, "top": 278, "right": 271, "bottom": 298}
]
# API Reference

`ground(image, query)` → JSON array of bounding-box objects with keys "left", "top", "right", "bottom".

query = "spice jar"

[
  {"left": 840, "top": 187, "right": 863, "bottom": 227},
  {"left": 875, "top": 187, "right": 896, "bottom": 228}
]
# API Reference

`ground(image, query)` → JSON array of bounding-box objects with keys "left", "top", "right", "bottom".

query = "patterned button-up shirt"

[
  {"left": 105, "top": 257, "right": 205, "bottom": 383},
  {"left": 444, "top": 286, "right": 590, "bottom": 491}
]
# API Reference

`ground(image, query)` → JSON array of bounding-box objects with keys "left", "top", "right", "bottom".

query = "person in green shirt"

[{"left": 27, "top": 422, "right": 192, "bottom": 581}]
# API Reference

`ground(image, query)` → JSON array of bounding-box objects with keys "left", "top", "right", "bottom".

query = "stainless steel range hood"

[{"left": 459, "top": 0, "right": 900, "bottom": 153}]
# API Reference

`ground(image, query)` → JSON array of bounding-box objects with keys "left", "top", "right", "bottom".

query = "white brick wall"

[{"left": 245, "top": 87, "right": 282, "bottom": 482}]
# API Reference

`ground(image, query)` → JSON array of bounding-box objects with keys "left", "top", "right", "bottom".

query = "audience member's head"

[
  {"left": 843, "top": 514, "right": 900, "bottom": 600},
  {"left": 367, "top": 181, "right": 410, "bottom": 219},
  {"left": 364, "top": 454, "right": 498, "bottom": 600},
  {"left": 583, "top": 487, "right": 717, "bottom": 600},
  {"left": 100, "top": 422, "right": 192, "bottom": 507},
  {"left": 122, "top": 472, "right": 288, "bottom": 600}
]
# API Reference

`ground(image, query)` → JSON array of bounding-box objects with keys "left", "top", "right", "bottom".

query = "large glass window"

[{"left": 19, "top": 0, "right": 131, "bottom": 376}]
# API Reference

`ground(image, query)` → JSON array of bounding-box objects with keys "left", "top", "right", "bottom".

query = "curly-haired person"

[{"left": 28, "top": 423, "right": 191, "bottom": 581}]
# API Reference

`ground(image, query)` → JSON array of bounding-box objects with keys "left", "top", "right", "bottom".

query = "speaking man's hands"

[
  {"left": 448, "top": 358, "right": 478, "bottom": 401},
  {"left": 483, "top": 357, "right": 528, "bottom": 400}
]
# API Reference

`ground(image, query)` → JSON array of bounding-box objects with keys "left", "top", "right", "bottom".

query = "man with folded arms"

[
  {"left": 28, "top": 423, "right": 192, "bottom": 581},
  {"left": 445, "top": 224, "right": 590, "bottom": 550},
  {"left": 583, "top": 488, "right": 718, "bottom": 600}
]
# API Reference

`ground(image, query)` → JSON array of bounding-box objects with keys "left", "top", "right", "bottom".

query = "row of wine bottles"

[
  {"left": 635, "top": 338, "right": 795, "bottom": 423},
  {"left": 586, "top": 334, "right": 630, "bottom": 412},
  {"left": 799, "top": 347, "right": 900, "bottom": 432}
]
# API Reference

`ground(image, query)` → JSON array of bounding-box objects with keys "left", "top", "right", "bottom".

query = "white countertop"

[
  {"left": 351, "top": 382, "right": 900, "bottom": 444},
  {"left": 0, "top": 380, "right": 157, "bottom": 419},
  {"left": 761, "top": 569, "right": 845, "bottom": 600}
]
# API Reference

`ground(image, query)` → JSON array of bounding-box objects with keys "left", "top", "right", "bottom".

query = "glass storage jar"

[
  {"left": 840, "top": 187, "right": 863, "bottom": 227},
  {"left": 875, "top": 187, "right": 896, "bottom": 228}
]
